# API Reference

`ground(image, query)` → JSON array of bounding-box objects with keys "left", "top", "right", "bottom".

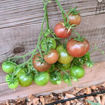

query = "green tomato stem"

[
  {"left": 55, "top": 0, "right": 69, "bottom": 25},
  {"left": 43, "top": 1, "right": 50, "bottom": 30},
  {"left": 12, "top": 11, "right": 46, "bottom": 76}
]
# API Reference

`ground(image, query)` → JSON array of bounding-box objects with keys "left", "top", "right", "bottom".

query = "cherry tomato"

[
  {"left": 44, "top": 50, "right": 59, "bottom": 64},
  {"left": 34, "top": 72, "right": 49, "bottom": 86},
  {"left": 18, "top": 73, "right": 33, "bottom": 87},
  {"left": 70, "top": 66, "right": 85, "bottom": 79},
  {"left": 56, "top": 62, "right": 70, "bottom": 71},
  {"left": 68, "top": 14, "right": 81, "bottom": 25},
  {"left": 61, "top": 63, "right": 71, "bottom": 70},
  {"left": 33, "top": 54, "right": 51, "bottom": 72},
  {"left": 63, "top": 74, "right": 71, "bottom": 84},
  {"left": 41, "top": 38, "right": 56, "bottom": 51},
  {"left": 56, "top": 45, "right": 73, "bottom": 64},
  {"left": 2, "top": 61, "right": 16, "bottom": 73},
  {"left": 6, "top": 74, "right": 19, "bottom": 89},
  {"left": 15, "top": 67, "right": 26, "bottom": 77},
  {"left": 67, "top": 38, "right": 89, "bottom": 57},
  {"left": 50, "top": 72, "right": 61, "bottom": 85},
  {"left": 54, "top": 22, "right": 72, "bottom": 38}
]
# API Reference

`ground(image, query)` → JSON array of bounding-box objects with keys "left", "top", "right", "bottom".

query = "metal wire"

[{"left": 46, "top": 90, "right": 105, "bottom": 105}]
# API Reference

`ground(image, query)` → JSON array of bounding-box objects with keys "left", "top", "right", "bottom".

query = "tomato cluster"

[{"left": 2, "top": 4, "right": 93, "bottom": 89}]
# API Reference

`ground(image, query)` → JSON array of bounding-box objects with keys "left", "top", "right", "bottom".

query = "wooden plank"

[
  {"left": 0, "top": 61, "right": 105, "bottom": 102},
  {"left": 0, "top": 13, "right": 105, "bottom": 62},
  {"left": 0, "top": 0, "right": 102, "bottom": 28},
  {"left": 0, "top": 13, "right": 105, "bottom": 84}
]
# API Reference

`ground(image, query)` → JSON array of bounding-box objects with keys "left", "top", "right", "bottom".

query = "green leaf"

[
  {"left": 86, "top": 60, "right": 94, "bottom": 68},
  {"left": 68, "top": 7, "right": 80, "bottom": 15},
  {"left": 71, "top": 52, "right": 93, "bottom": 67},
  {"left": 49, "top": 64, "right": 55, "bottom": 72}
]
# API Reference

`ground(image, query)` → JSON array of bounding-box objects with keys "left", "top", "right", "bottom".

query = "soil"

[{"left": 1, "top": 82, "right": 105, "bottom": 105}]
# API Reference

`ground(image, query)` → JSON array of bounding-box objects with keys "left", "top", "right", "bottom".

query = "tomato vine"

[{"left": 2, "top": 0, "right": 94, "bottom": 89}]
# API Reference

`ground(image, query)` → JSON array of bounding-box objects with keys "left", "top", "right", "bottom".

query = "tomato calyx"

[
  {"left": 6, "top": 74, "right": 17, "bottom": 83},
  {"left": 36, "top": 56, "right": 45, "bottom": 64},
  {"left": 6, "top": 74, "right": 19, "bottom": 89},
  {"left": 50, "top": 71, "right": 62, "bottom": 85},
  {"left": 44, "top": 29, "right": 51, "bottom": 37},
  {"left": 73, "top": 32, "right": 84, "bottom": 42},
  {"left": 62, "top": 70, "right": 71, "bottom": 85},
  {"left": 63, "top": 21, "right": 76, "bottom": 32},
  {"left": 68, "top": 7, "right": 80, "bottom": 15}
]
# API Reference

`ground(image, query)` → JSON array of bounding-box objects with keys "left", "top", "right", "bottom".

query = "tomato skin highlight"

[
  {"left": 34, "top": 72, "right": 49, "bottom": 86},
  {"left": 68, "top": 14, "right": 81, "bottom": 25},
  {"left": 2, "top": 61, "right": 16, "bottom": 73},
  {"left": 33, "top": 54, "right": 51, "bottom": 72},
  {"left": 54, "top": 22, "right": 72, "bottom": 38},
  {"left": 44, "top": 50, "right": 59, "bottom": 64},
  {"left": 56, "top": 45, "right": 73, "bottom": 64},
  {"left": 67, "top": 39, "right": 89, "bottom": 57},
  {"left": 70, "top": 66, "right": 85, "bottom": 79}
]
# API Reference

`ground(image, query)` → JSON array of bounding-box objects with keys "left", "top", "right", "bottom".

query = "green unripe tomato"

[
  {"left": 6, "top": 74, "right": 19, "bottom": 89},
  {"left": 56, "top": 45, "right": 73, "bottom": 64},
  {"left": 18, "top": 73, "right": 33, "bottom": 87},
  {"left": 2, "top": 61, "right": 16, "bottom": 73},
  {"left": 50, "top": 72, "right": 62, "bottom": 85},
  {"left": 70, "top": 66, "right": 85, "bottom": 79},
  {"left": 34, "top": 72, "right": 49, "bottom": 86}
]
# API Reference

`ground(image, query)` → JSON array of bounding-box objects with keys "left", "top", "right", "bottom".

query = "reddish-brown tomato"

[
  {"left": 68, "top": 14, "right": 81, "bottom": 25},
  {"left": 44, "top": 50, "right": 59, "bottom": 64},
  {"left": 67, "top": 38, "right": 89, "bottom": 57},
  {"left": 54, "top": 22, "right": 72, "bottom": 38},
  {"left": 33, "top": 54, "right": 51, "bottom": 72}
]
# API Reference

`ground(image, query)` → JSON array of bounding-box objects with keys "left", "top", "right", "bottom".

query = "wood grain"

[
  {"left": 0, "top": 13, "right": 105, "bottom": 62},
  {"left": 0, "top": 62, "right": 105, "bottom": 102},
  {"left": 0, "top": 13, "right": 105, "bottom": 84}
]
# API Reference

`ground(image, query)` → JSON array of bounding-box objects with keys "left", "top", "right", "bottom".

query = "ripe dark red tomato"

[
  {"left": 67, "top": 39, "right": 89, "bottom": 57},
  {"left": 54, "top": 22, "right": 72, "bottom": 38},
  {"left": 33, "top": 54, "right": 51, "bottom": 72},
  {"left": 68, "top": 14, "right": 81, "bottom": 25},
  {"left": 44, "top": 50, "right": 59, "bottom": 64}
]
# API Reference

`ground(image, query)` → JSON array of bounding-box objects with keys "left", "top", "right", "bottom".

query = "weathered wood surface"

[
  {"left": 0, "top": 0, "right": 105, "bottom": 102},
  {"left": 0, "top": 62, "right": 105, "bottom": 102}
]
